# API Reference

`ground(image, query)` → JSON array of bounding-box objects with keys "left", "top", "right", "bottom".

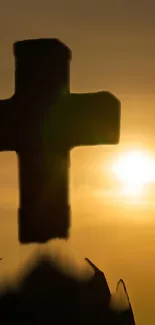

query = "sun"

[{"left": 112, "top": 150, "right": 155, "bottom": 197}]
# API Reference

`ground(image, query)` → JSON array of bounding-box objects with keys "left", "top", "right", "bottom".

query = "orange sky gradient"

[{"left": 1, "top": 1, "right": 155, "bottom": 324}]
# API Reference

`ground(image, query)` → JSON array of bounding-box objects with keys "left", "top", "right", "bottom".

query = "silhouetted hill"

[{"left": 0, "top": 254, "right": 135, "bottom": 324}]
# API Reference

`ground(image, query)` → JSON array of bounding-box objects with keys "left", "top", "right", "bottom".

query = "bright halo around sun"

[{"left": 112, "top": 150, "right": 155, "bottom": 197}]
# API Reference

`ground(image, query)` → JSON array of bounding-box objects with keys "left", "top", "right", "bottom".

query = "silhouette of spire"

[
  {"left": 109, "top": 278, "right": 136, "bottom": 324},
  {"left": 85, "top": 257, "right": 111, "bottom": 302}
]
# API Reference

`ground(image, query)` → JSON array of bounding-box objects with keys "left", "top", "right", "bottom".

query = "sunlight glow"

[
  {"left": 112, "top": 150, "right": 155, "bottom": 197},
  {"left": 122, "top": 182, "right": 143, "bottom": 197}
]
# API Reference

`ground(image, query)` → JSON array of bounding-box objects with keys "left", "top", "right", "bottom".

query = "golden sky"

[{"left": 1, "top": 1, "right": 155, "bottom": 324}]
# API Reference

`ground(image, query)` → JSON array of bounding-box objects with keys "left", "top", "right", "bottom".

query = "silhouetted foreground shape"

[
  {"left": 0, "top": 255, "right": 135, "bottom": 324},
  {"left": 0, "top": 38, "right": 121, "bottom": 244}
]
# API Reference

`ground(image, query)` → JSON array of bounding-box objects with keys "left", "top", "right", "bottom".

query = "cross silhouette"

[{"left": 0, "top": 39, "right": 121, "bottom": 243}]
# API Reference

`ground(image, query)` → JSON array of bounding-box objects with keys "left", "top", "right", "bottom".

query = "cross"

[{"left": 0, "top": 38, "right": 121, "bottom": 244}]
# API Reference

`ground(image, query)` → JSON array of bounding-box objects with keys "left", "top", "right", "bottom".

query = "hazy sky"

[
  {"left": 1, "top": 0, "right": 155, "bottom": 145},
  {"left": 1, "top": 1, "right": 155, "bottom": 324}
]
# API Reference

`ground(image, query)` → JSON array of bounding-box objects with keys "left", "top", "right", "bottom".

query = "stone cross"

[{"left": 0, "top": 39, "right": 121, "bottom": 243}]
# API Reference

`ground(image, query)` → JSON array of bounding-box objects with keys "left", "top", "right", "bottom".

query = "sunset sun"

[{"left": 112, "top": 150, "right": 155, "bottom": 197}]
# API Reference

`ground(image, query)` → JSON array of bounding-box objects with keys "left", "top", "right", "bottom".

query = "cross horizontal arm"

[{"left": 44, "top": 91, "right": 121, "bottom": 150}]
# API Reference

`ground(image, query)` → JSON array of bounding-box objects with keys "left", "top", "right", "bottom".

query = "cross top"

[{"left": 14, "top": 38, "right": 71, "bottom": 100}]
